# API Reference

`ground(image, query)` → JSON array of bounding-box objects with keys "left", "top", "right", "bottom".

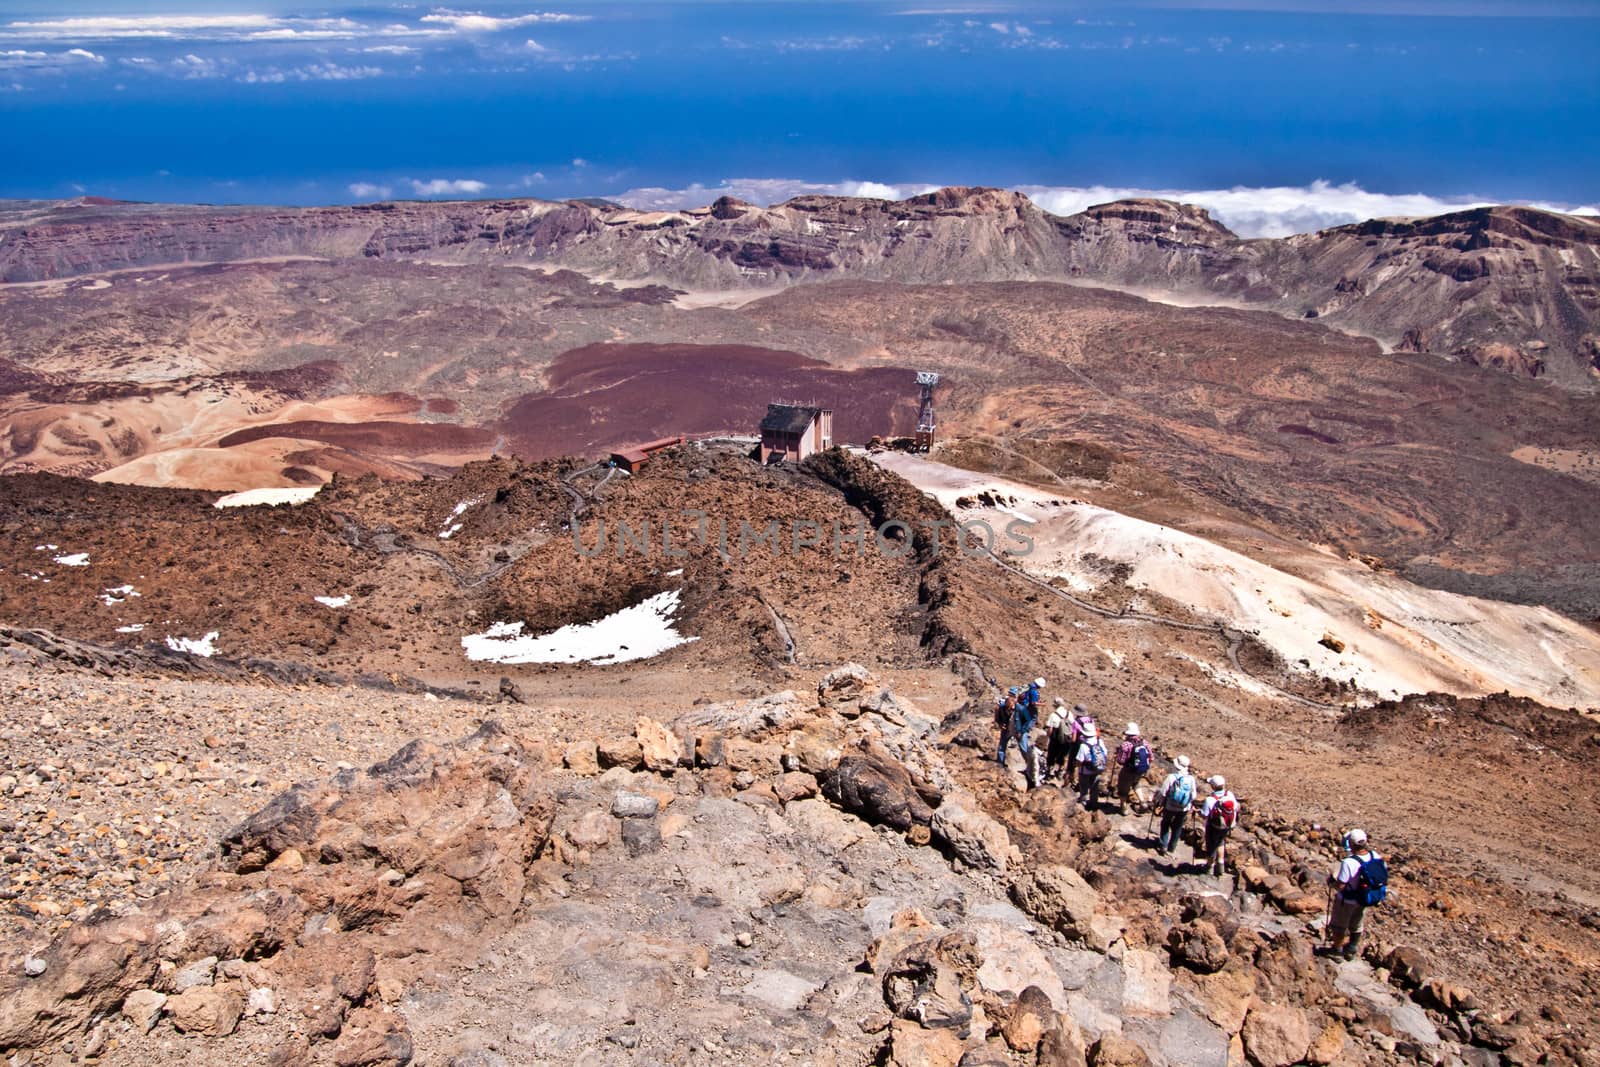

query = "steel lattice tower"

[{"left": 914, "top": 371, "right": 939, "bottom": 452}]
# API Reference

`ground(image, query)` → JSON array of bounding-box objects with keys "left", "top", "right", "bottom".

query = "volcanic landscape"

[{"left": 1, "top": 188, "right": 1599, "bottom": 1067}]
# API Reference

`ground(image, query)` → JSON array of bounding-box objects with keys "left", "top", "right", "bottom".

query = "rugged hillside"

[{"left": 4, "top": 189, "right": 1597, "bottom": 385}]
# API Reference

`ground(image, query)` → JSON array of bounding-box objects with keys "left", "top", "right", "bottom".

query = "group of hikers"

[{"left": 993, "top": 678, "right": 1387, "bottom": 960}]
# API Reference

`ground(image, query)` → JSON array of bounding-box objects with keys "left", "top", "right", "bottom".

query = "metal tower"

[{"left": 914, "top": 371, "right": 939, "bottom": 452}]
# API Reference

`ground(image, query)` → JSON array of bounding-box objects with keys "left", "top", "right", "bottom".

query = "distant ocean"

[{"left": 2, "top": 1, "right": 1596, "bottom": 221}]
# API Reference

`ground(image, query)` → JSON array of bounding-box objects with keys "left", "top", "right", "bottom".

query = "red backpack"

[{"left": 1207, "top": 793, "right": 1239, "bottom": 831}]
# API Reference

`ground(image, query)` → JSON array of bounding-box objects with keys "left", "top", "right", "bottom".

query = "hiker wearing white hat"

[
  {"left": 1325, "top": 829, "right": 1387, "bottom": 960},
  {"left": 1155, "top": 755, "right": 1197, "bottom": 857},
  {"left": 1111, "top": 722, "right": 1152, "bottom": 815},
  {"left": 1063, "top": 703, "right": 1096, "bottom": 785},
  {"left": 1199, "top": 774, "right": 1240, "bottom": 876},
  {"left": 1073, "top": 719, "right": 1108, "bottom": 809},
  {"left": 1042, "top": 697, "right": 1072, "bottom": 783}
]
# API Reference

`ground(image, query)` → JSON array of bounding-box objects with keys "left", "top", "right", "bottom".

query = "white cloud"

[
  {"left": 0, "top": 14, "right": 280, "bottom": 40},
  {"left": 349, "top": 182, "right": 394, "bottom": 199},
  {"left": 409, "top": 178, "right": 488, "bottom": 196},
  {"left": 238, "top": 63, "right": 383, "bottom": 83},
  {"left": 0, "top": 46, "right": 106, "bottom": 71},
  {"left": 519, "top": 172, "right": 546, "bottom": 186},
  {"left": 1018, "top": 179, "right": 1600, "bottom": 237},
  {"left": 361, "top": 45, "right": 417, "bottom": 55},
  {"left": 419, "top": 9, "right": 590, "bottom": 33},
  {"left": 0, "top": 13, "right": 446, "bottom": 43},
  {"left": 610, "top": 177, "right": 1600, "bottom": 236},
  {"left": 525, "top": 38, "right": 547, "bottom": 51}
]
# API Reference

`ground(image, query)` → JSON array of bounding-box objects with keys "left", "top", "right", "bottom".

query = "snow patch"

[
  {"left": 314, "top": 594, "right": 351, "bottom": 608},
  {"left": 116, "top": 623, "right": 146, "bottom": 634},
  {"left": 100, "top": 584, "right": 140, "bottom": 606},
  {"left": 438, "top": 497, "right": 481, "bottom": 539},
  {"left": 462, "top": 589, "right": 697, "bottom": 665},
  {"left": 165, "top": 631, "right": 220, "bottom": 657},
  {"left": 79, "top": 279, "right": 112, "bottom": 291},
  {"left": 52, "top": 552, "right": 90, "bottom": 566},
  {"left": 213, "top": 486, "right": 322, "bottom": 508}
]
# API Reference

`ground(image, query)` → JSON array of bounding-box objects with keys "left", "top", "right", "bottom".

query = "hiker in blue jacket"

[
  {"left": 1000, "top": 677, "right": 1045, "bottom": 788},
  {"left": 1325, "top": 828, "right": 1387, "bottom": 961}
]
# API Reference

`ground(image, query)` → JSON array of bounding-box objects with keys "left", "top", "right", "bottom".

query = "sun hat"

[
  {"left": 1125, "top": 722, "right": 1140, "bottom": 735},
  {"left": 1175, "top": 755, "right": 1190, "bottom": 771},
  {"left": 1073, "top": 703, "right": 1088, "bottom": 714},
  {"left": 1033, "top": 677, "right": 1046, "bottom": 687},
  {"left": 1209, "top": 774, "right": 1226, "bottom": 789},
  {"left": 1345, "top": 828, "right": 1368, "bottom": 848},
  {"left": 1053, "top": 696, "right": 1066, "bottom": 706}
]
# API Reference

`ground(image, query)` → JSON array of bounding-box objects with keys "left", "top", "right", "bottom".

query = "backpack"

[
  {"left": 1207, "top": 794, "right": 1239, "bottom": 831},
  {"left": 1088, "top": 741, "right": 1107, "bottom": 772},
  {"left": 1132, "top": 744, "right": 1152, "bottom": 775},
  {"left": 1166, "top": 774, "right": 1195, "bottom": 811},
  {"left": 1347, "top": 855, "right": 1388, "bottom": 907}
]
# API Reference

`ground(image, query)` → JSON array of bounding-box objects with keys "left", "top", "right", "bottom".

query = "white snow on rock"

[
  {"left": 438, "top": 498, "right": 481, "bottom": 539},
  {"left": 52, "top": 552, "right": 90, "bottom": 566},
  {"left": 100, "top": 584, "right": 141, "bottom": 606},
  {"left": 873, "top": 451, "right": 1600, "bottom": 708},
  {"left": 213, "top": 486, "right": 322, "bottom": 509},
  {"left": 116, "top": 624, "right": 146, "bottom": 634},
  {"left": 462, "top": 589, "right": 697, "bottom": 665},
  {"left": 34, "top": 544, "right": 58, "bottom": 552},
  {"left": 314, "top": 595, "right": 351, "bottom": 608},
  {"left": 165, "top": 631, "right": 220, "bottom": 657}
]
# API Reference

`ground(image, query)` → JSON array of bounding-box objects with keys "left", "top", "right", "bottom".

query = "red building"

[
  {"left": 759, "top": 404, "right": 832, "bottom": 464},
  {"left": 609, "top": 435, "right": 685, "bottom": 473}
]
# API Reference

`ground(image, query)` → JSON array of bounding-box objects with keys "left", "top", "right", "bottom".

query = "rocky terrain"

[
  {"left": 1, "top": 445, "right": 1598, "bottom": 1066},
  {"left": 3, "top": 187, "right": 1600, "bottom": 1066},
  {"left": 3, "top": 189, "right": 1597, "bottom": 385}
]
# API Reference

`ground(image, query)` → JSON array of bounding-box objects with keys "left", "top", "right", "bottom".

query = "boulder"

[
  {"left": 1305, "top": 1021, "right": 1347, "bottom": 1065},
  {"left": 1089, "top": 1033, "right": 1152, "bottom": 1067},
  {"left": 120, "top": 989, "right": 166, "bottom": 1034},
  {"left": 563, "top": 740, "right": 600, "bottom": 776},
  {"left": 882, "top": 932, "right": 979, "bottom": 1030},
  {"left": 819, "top": 750, "right": 938, "bottom": 830},
  {"left": 1241, "top": 1003, "right": 1313, "bottom": 1067},
  {"left": 611, "top": 791, "right": 660, "bottom": 818},
  {"left": 566, "top": 810, "right": 614, "bottom": 849},
  {"left": 930, "top": 794, "right": 1011, "bottom": 872},
  {"left": 165, "top": 986, "right": 244, "bottom": 1037},
  {"left": 1008, "top": 865, "right": 1100, "bottom": 946},
  {"left": 888, "top": 1017, "right": 966, "bottom": 1067},
  {"left": 1038, "top": 1021, "right": 1090, "bottom": 1067},
  {"left": 619, "top": 817, "right": 662, "bottom": 856},
  {"left": 772, "top": 771, "right": 819, "bottom": 804},
  {"left": 596, "top": 735, "right": 644, "bottom": 770},
  {"left": 819, "top": 663, "right": 877, "bottom": 708},
  {"left": 1167, "top": 920, "right": 1230, "bottom": 974},
  {"left": 1384, "top": 945, "right": 1431, "bottom": 989},
  {"left": 634, "top": 717, "right": 683, "bottom": 772},
  {"left": 724, "top": 738, "right": 784, "bottom": 777},
  {"left": 693, "top": 734, "right": 726, "bottom": 767},
  {"left": 1000, "top": 985, "right": 1055, "bottom": 1052}
]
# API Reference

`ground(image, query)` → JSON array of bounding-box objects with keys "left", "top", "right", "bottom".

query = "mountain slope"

[{"left": 5, "top": 189, "right": 1597, "bottom": 386}]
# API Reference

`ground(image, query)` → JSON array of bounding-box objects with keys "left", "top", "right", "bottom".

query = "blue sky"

[{"left": 1, "top": 1, "right": 1597, "bottom": 234}]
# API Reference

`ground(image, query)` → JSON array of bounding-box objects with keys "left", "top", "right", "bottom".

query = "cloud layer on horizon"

[{"left": 612, "top": 178, "right": 1600, "bottom": 237}]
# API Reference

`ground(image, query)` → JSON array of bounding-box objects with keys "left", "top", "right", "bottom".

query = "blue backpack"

[
  {"left": 1132, "top": 744, "right": 1152, "bottom": 775},
  {"left": 1166, "top": 774, "right": 1195, "bottom": 811},
  {"left": 1348, "top": 855, "right": 1389, "bottom": 907}
]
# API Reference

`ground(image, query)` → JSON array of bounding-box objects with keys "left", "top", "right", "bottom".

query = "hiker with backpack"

[
  {"left": 994, "top": 686, "right": 1020, "bottom": 767},
  {"left": 1064, "top": 704, "right": 1096, "bottom": 785},
  {"left": 1154, "top": 755, "right": 1196, "bottom": 857},
  {"left": 1043, "top": 698, "right": 1073, "bottom": 783},
  {"left": 1111, "top": 723, "right": 1152, "bottom": 815},
  {"left": 1324, "top": 828, "right": 1387, "bottom": 961},
  {"left": 1198, "top": 775, "right": 1240, "bottom": 876},
  {"left": 1074, "top": 721, "right": 1108, "bottom": 809}
]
